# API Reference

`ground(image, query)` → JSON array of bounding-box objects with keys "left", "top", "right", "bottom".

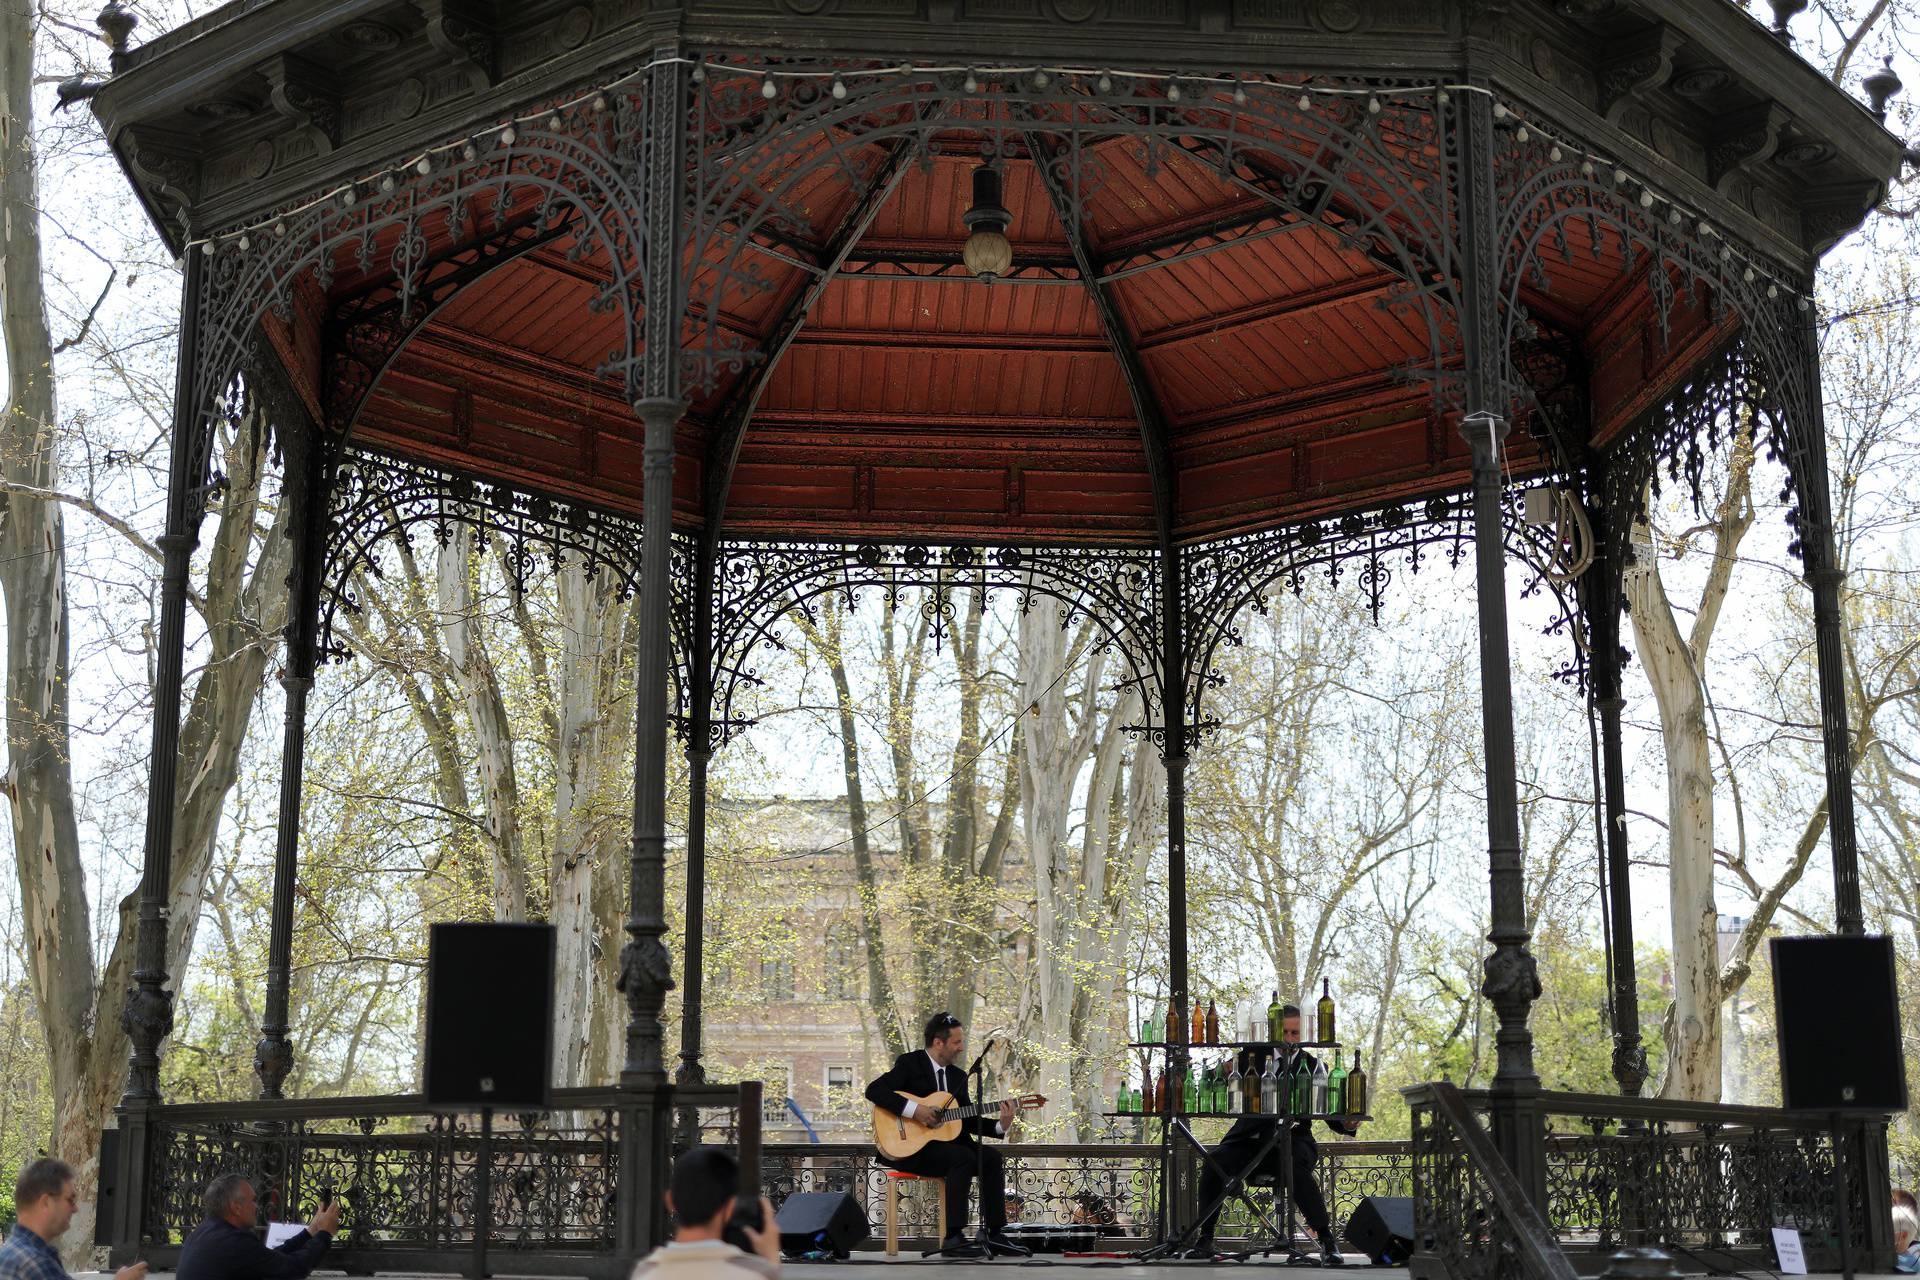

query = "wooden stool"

[{"left": 883, "top": 1169, "right": 947, "bottom": 1256}]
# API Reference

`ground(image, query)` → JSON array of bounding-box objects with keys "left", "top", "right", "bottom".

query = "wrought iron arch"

[
  {"left": 688, "top": 538, "right": 1164, "bottom": 749},
  {"left": 1491, "top": 109, "right": 1826, "bottom": 566},
  {"left": 180, "top": 71, "right": 659, "bottom": 531},
  {"left": 317, "top": 448, "right": 677, "bottom": 673},
  {"left": 677, "top": 59, "right": 1465, "bottom": 402},
  {"left": 1181, "top": 489, "right": 1589, "bottom": 737}
]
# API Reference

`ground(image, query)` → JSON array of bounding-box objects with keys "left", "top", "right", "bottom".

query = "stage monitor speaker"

[
  {"left": 1771, "top": 934, "right": 1908, "bottom": 1113},
  {"left": 774, "top": 1190, "right": 868, "bottom": 1257},
  {"left": 1344, "top": 1194, "right": 1415, "bottom": 1265},
  {"left": 423, "top": 921, "right": 556, "bottom": 1110}
]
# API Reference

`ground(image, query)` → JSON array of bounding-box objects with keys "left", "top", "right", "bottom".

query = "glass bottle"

[
  {"left": 1116, "top": 1080, "right": 1129, "bottom": 1114},
  {"left": 1192, "top": 997, "right": 1207, "bottom": 1046},
  {"left": 1291, "top": 1051, "right": 1313, "bottom": 1116},
  {"left": 1155, "top": 1068, "right": 1168, "bottom": 1113},
  {"left": 1204, "top": 998, "right": 1220, "bottom": 1046},
  {"left": 1266, "top": 989, "right": 1283, "bottom": 1043},
  {"left": 1166, "top": 1000, "right": 1182, "bottom": 1046},
  {"left": 1226, "top": 1058, "right": 1242, "bottom": 1114},
  {"left": 1311, "top": 1055, "right": 1330, "bottom": 1114},
  {"left": 1328, "top": 1053, "right": 1348, "bottom": 1116},
  {"left": 1258, "top": 1052, "right": 1277, "bottom": 1115},
  {"left": 1183, "top": 1067, "right": 1198, "bottom": 1115},
  {"left": 1318, "top": 978, "right": 1336, "bottom": 1046},
  {"left": 1142, "top": 1000, "right": 1159, "bottom": 1045},
  {"left": 1346, "top": 1051, "right": 1368, "bottom": 1118}
]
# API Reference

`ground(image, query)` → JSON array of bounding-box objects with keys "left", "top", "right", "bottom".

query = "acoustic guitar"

[{"left": 873, "top": 1090, "right": 1047, "bottom": 1161}]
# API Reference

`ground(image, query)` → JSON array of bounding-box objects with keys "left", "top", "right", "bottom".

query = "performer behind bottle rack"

[
  {"left": 1187, "top": 1004, "right": 1360, "bottom": 1266},
  {"left": 866, "top": 1012, "right": 1028, "bottom": 1259}
]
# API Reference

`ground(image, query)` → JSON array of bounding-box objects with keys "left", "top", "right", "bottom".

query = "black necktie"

[{"left": 936, "top": 1066, "right": 946, "bottom": 1095}]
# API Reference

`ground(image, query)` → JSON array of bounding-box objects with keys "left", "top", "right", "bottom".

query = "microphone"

[{"left": 968, "top": 1037, "right": 997, "bottom": 1076}]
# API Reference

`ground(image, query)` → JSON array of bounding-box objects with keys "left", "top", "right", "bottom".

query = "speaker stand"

[{"left": 470, "top": 1106, "right": 494, "bottom": 1280}]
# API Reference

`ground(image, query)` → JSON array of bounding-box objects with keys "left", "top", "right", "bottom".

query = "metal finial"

[
  {"left": 97, "top": 0, "right": 136, "bottom": 60},
  {"left": 1864, "top": 55, "right": 1903, "bottom": 122},
  {"left": 1768, "top": 0, "right": 1807, "bottom": 44}
]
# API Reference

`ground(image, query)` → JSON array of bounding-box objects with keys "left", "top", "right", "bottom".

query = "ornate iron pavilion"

[{"left": 82, "top": 0, "right": 1906, "bottom": 1272}]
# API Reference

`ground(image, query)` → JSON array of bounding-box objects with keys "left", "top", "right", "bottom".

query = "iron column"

[
  {"left": 124, "top": 247, "right": 209, "bottom": 1105},
  {"left": 1455, "top": 83, "right": 1545, "bottom": 1205}
]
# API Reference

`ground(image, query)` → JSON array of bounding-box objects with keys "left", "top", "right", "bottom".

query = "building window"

[
  {"left": 823, "top": 925, "right": 864, "bottom": 1000},
  {"left": 760, "top": 956, "right": 794, "bottom": 1002},
  {"left": 824, "top": 1064, "right": 859, "bottom": 1116},
  {"left": 762, "top": 1066, "right": 792, "bottom": 1122}
]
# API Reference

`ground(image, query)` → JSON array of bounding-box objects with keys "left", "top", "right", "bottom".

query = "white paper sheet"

[
  {"left": 265, "top": 1222, "right": 306, "bottom": 1248},
  {"left": 1772, "top": 1226, "right": 1808, "bottom": 1275}
]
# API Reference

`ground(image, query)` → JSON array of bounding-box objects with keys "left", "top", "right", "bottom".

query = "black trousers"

[
  {"left": 1196, "top": 1131, "right": 1332, "bottom": 1243},
  {"left": 885, "top": 1140, "right": 1006, "bottom": 1237}
]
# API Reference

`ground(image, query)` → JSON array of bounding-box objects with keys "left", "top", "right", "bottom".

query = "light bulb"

[
  {"left": 762, "top": 78, "right": 778, "bottom": 99},
  {"left": 963, "top": 228, "right": 1013, "bottom": 282}
]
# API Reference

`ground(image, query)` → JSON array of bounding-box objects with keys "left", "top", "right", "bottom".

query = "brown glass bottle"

[
  {"left": 1166, "top": 1000, "right": 1181, "bottom": 1046},
  {"left": 1191, "top": 998, "right": 1206, "bottom": 1046},
  {"left": 1204, "top": 998, "right": 1220, "bottom": 1045},
  {"left": 1346, "top": 1051, "right": 1368, "bottom": 1118}
]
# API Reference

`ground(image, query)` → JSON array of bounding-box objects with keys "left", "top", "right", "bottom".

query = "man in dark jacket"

[
  {"left": 866, "top": 1012, "right": 1026, "bottom": 1258},
  {"left": 175, "top": 1174, "right": 341, "bottom": 1280},
  {"left": 1189, "top": 1004, "right": 1359, "bottom": 1265}
]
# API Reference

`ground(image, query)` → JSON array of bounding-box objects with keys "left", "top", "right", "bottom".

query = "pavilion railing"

[
  {"left": 123, "top": 1084, "right": 751, "bottom": 1280},
  {"left": 1406, "top": 1083, "right": 1894, "bottom": 1277},
  {"left": 756, "top": 1137, "right": 1414, "bottom": 1251}
]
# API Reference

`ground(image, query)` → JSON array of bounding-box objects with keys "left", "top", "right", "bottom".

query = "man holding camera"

[
  {"left": 175, "top": 1174, "right": 341, "bottom": 1280},
  {"left": 631, "top": 1148, "right": 781, "bottom": 1280}
]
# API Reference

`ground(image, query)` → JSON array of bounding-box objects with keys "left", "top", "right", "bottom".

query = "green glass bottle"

[
  {"left": 1266, "top": 989, "right": 1283, "bottom": 1043},
  {"left": 1143, "top": 1000, "right": 1160, "bottom": 1044},
  {"left": 1346, "top": 1051, "right": 1368, "bottom": 1118},
  {"left": 1317, "top": 978, "right": 1336, "bottom": 1046},
  {"left": 1290, "top": 1051, "right": 1312, "bottom": 1116},
  {"left": 1328, "top": 1053, "right": 1348, "bottom": 1116},
  {"left": 1183, "top": 1068, "right": 1198, "bottom": 1115}
]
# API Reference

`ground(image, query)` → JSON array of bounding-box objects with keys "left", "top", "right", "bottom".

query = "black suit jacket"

[
  {"left": 175, "top": 1217, "right": 332, "bottom": 1280},
  {"left": 866, "top": 1050, "right": 1002, "bottom": 1144},
  {"left": 1221, "top": 1047, "right": 1349, "bottom": 1151}
]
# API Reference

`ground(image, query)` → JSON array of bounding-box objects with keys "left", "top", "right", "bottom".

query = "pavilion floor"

[{"left": 114, "top": 1260, "right": 1905, "bottom": 1279}]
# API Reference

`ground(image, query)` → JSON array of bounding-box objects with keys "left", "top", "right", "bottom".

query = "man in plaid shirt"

[{"left": 0, "top": 1158, "right": 146, "bottom": 1280}]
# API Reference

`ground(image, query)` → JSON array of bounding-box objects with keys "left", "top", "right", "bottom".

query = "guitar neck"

[{"left": 945, "top": 1096, "right": 1021, "bottom": 1120}]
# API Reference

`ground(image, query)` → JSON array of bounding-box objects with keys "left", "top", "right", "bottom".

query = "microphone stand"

[{"left": 968, "top": 1038, "right": 1028, "bottom": 1258}]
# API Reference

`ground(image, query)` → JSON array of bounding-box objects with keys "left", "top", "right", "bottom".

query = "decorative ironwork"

[
  {"left": 185, "top": 70, "right": 655, "bottom": 476},
  {"left": 1182, "top": 488, "right": 1591, "bottom": 735},
  {"left": 1408, "top": 1083, "right": 1581, "bottom": 1280},
  {"left": 1410, "top": 1085, "right": 1887, "bottom": 1276},
  {"left": 753, "top": 1139, "right": 1404, "bottom": 1249},
  {"left": 317, "top": 448, "right": 653, "bottom": 667},
  {"left": 691, "top": 539, "right": 1164, "bottom": 749}
]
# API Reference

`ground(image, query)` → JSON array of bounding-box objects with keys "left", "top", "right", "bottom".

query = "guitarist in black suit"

[
  {"left": 866, "top": 1012, "right": 1028, "bottom": 1258},
  {"left": 1187, "top": 1004, "right": 1360, "bottom": 1265}
]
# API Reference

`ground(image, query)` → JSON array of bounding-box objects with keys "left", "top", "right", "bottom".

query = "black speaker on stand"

[
  {"left": 1771, "top": 934, "right": 1908, "bottom": 1280},
  {"left": 424, "top": 922, "right": 557, "bottom": 1280},
  {"left": 1771, "top": 935, "right": 1908, "bottom": 1112}
]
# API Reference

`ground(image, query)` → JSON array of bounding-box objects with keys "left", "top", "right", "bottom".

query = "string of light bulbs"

[{"left": 179, "top": 56, "right": 1815, "bottom": 312}]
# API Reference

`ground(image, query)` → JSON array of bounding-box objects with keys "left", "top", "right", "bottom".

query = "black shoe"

[
  {"left": 1317, "top": 1238, "right": 1345, "bottom": 1266},
  {"left": 935, "top": 1234, "right": 988, "bottom": 1258},
  {"left": 985, "top": 1233, "right": 1033, "bottom": 1258},
  {"left": 1181, "top": 1240, "right": 1218, "bottom": 1260}
]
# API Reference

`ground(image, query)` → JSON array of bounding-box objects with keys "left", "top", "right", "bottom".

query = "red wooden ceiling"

[{"left": 332, "top": 121, "right": 1722, "bottom": 545}]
